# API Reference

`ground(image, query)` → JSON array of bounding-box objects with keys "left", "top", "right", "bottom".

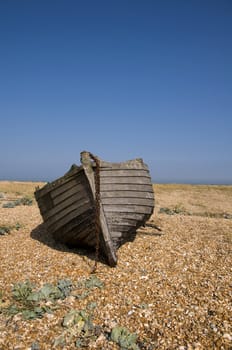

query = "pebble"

[
  {"left": 223, "top": 333, "right": 232, "bottom": 341},
  {"left": 128, "top": 310, "right": 134, "bottom": 316},
  {"left": 96, "top": 333, "right": 106, "bottom": 344}
]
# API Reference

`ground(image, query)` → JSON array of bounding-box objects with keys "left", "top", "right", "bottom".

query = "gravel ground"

[{"left": 0, "top": 183, "right": 231, "bottom": 349}]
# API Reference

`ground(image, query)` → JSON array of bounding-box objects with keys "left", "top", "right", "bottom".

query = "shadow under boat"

[
  {"left": 30, "top": 222, "right": 137, "bottom": 267},
  {"left": 30, "top": 223, "right": 103, "bottom": 265}
]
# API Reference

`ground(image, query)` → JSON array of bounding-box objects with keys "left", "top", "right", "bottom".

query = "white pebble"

[{"left": 223, "top": 333, "right": 232, "bottom": 341}]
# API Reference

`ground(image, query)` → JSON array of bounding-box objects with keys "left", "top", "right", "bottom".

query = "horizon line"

[{"left": 0, "top": 178, "right": 231, "bottom": 186}]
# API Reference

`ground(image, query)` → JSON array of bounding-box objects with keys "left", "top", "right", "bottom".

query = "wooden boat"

[{"left": 34, "top": 151, "right": 154, "bottom": 266}]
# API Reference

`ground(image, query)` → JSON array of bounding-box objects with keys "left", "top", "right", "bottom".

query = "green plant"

[
  {"left": 2, "top": 279, "right": 73, "bottom": 320},
  {"left": 2, "top": 202, "right": 16, "bottom": 208},
  {"left": 0, "top": 223, "right": 22, "bottom": 235},
  {"left": 159, "top": 207, "right": 174, "bottom": 215},
  {"left": 30, "top": 342, "right": 40, "bottom": 350},
  {"left": 159, "top": 204, "right": 187, "bottom": 215},
  {"left": 111, "top": 326, "right": 139, "bottom": 350},
  {"left": 12, "top": 280, "right": 35, "bottom": 304},
  {"left": 27, "top": 279, "right": 73, "bottom": 302},
  {"left": 0, "top": 290, "right": 4, "bottom": 307},
  {"left": 199, "top": 211, "right": 232, "bottom": 219},
  {"left": 20, "top": 196, "right": 33, "bottom": 206},
  {"left": 21, "top": 306, "right": 49, "bottom": 320},
  {"left": 2, "top": 196, "right": 33, "bottom": 209},
  {"left": 15, "top": 222, "right": 22, "bottom": 230},
  {"left": 57, "top": 279, "right": 72, "bottom": 298},
  {"left": 0, "top": 225, "right": 11, "bottom": 235},
  {"left": 62, "top": 309, "right": 93, "bottom": 330},
  {"left": 84, "top": 275, "right": 104, "bottom": 289},
  {"left": 59, "top": 308, "right": 103, "bottom": 348},
  {"left": 173, "top": 203, "right": 186, "bottom": 214}
]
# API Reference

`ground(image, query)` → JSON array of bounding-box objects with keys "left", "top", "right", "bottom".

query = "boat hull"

[
  {"left": 35, "top": 152, "right": 154, "bottom": 266},
  {"left": 99, "top": 161, "right": 154, "bottom": 249},
  {"left": 35, "top": 165, "right": 97, "bottom": 246}
]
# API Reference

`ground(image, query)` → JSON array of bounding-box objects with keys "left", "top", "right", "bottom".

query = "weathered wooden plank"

[
  {"left": 103, "top": 204, "right": 153, "bottom": 214},
  {"left": 72, "top": 228, "right": 95, "bottom": 243},
  {"left": 101, "top": 184, "right": 153, "bottom": 192},
  {"left": 43, "top": 192, "right": 89, "bottom": 221},
  {"left": 63, "top": 223, "right": 95, "bottom": 244},
  {"left": 102, "top": 197, "right": 154, "bottom": 206},
  {"left": 105, "top": 212, "right": 145, "bottom": 221},
  {"left": 111, "top": 231, "right": 123, "bottom": 238},
  {"left": 35, "top": 167, "right": 82, "bottom": 198},
  {"left": 100, "top": 176, "right": 152, "bottom": 185},
  {"left": 100, "top": 169, "right": 150, "bottom": 177},
  {"left": 46, "top": 198, "right": 91, "bottom": 227},
  {"left": 52, "top": 183, "right": 88, "bottom": 205},
  {"left": 42, "top": 179, "right": 78, "bottom": 200},
  {"left": 82, "top": 152, "right": 118, "bottom": 266},
  {"left": 78, "top": 230, "right": 97, "bottom": 247},
  {"left": 108, "top": 224, "right": 136, "bottom": 232},
  {"left": 107, "top": 218, "right": 138, "bottom": 228},
  {"left": 51, "top": 177, "right": 83, "bottom": 198},
  {"left": 108, "top": 216, "right": 139, "bottom": 225},
  {"left": 100, "top": 191, "right": 154, "bottom": 199},
  {"left": 100, "top": 159, "right": 148, "bottom": 170},
  {"left": 53, "top": 211, "right": 94, "bottom": 240},
  {"left": 43, "top": 193, "right": 86, "bottom": 221},
  {"left": 47, "top": 201, "right": 92, "bottom": 232},
  {"left": 56, "top": 225, "right": 95, "bottom": 247},
  {"left": 37, "top": 195, "right": 53, "bottom": 215}
]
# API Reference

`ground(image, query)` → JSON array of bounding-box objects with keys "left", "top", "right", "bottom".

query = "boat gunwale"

[{"left": 35, "top": 166, "right": 83, "bottom": 199}]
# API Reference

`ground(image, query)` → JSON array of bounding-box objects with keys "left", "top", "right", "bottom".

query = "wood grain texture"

[
  {"left": 100, "top": 169, "right": 150, "bottom": 177},
  {"left": 35, "top": 167, "right": 82, "bottom": 198},
  {"left": 43, "top": 192, "right": 86, "bottom": 220},
  {"left": 101, "top": 197, "right": 154, "bottom": 206},
  {"left": 100, "top": 176, "right": 152, "bottom": 184},
  {"left": 99, "top": 159, "right": 154, "bottom": 251},
  {"left": 47, "top": 201, "right": 92, "bottom": 232},
  {"left": 100, "top": 190, "right": 154, "bottom": 199},
  {"left": 103, "top": 204, "right": 153, "bottom": 214},
  {"left": 100, "top": 183, "right": 153, "bottom": 192}
]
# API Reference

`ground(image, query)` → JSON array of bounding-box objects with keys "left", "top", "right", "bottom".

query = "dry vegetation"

[{"left": 0, "top": 181, "right": 231, "bottom": 349}]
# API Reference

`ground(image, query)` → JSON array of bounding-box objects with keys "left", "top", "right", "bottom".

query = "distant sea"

[
  {"left": 1, "top": 177, "right": 231, "bottom": 186},
  {"left": 152, "top": 179, "right": 232, "bottom": 185}
]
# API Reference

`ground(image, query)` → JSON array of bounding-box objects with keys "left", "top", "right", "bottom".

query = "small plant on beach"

[
  {"left": 2, "top": 196, "right": 33, "bottom": 208},
  {"left": 199, "top": 211, "right": 232, "bottom": 219},
  {"left": 159, "top": 204, "right": 187, "bottom": 215},
  {"left": 2, "top": 202, "right": 17, "bottom": 208},
  {"left": 84, "top": 275, "right": 104, "bottom": 289},
  {"left": 12, "top": 280, "right": 35, "bottom": 304},
  {"left": 110, "top": 326, "right": 139, "bottom": 350},
  {"left": 19, "top": 196, "right": 33, "bottom": 206},
  {"left": 3, "top": 279, "right": 74, "bottom": 320},
  {"left": 0, "top": 225, "right": 11, "bottom": 235},
  {"left": 0, "top": 223, "right": 21, "bottom": 235},
  {"left": 159, "top": 206, "right": 232, "bottom": 220},
  {"left": 54, "top": 309, "right": 99, "bottom": 348}
]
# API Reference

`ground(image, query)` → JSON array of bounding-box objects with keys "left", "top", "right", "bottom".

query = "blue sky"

[{"left": 0, "top": 0, "right": 231, "bottom": 184}]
